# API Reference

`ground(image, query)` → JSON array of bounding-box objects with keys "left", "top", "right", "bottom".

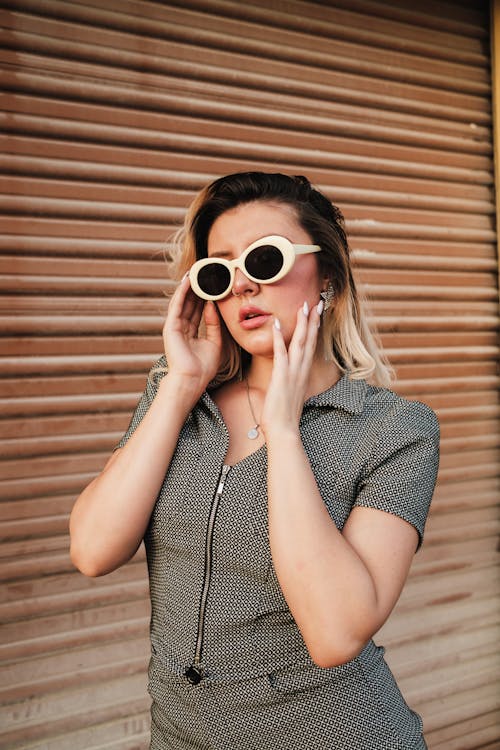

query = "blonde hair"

[{"left": 170, "top": 172, "right": 393, "bottom": 388}]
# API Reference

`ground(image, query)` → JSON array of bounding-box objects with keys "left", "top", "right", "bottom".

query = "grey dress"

[{"left": 117, "top": 357, "right": 440, "bottom": 750}]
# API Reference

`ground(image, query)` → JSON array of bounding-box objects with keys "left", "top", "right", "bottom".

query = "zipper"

[{"left": 185, "top": 464, "right": 231, "bottom": 684}]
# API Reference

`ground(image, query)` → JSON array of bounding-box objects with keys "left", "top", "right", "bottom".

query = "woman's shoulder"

[{"left": 362, "top": 380, "right": 440, "bottom": 440}]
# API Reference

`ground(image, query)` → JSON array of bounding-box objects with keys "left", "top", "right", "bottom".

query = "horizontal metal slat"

[
  {"left": 3, "top": 314, "right": 498, "bottom": 337},
  {"left": 403, "top": 654, "right": 499, "bottom": 709},
  {"left": 18, "top": 720, "right": 149, "bottom": 750},
  {"left": 0, "top": 68, "right": 492, "bottom": 165},
  {"left": 378, "top": 379, "right": 499, "bottom": 398},
  {"left": 0, "top": 228, "right": 164, "bottom": 261},
  {"left": 0, "top": 215, "right": 171, "bottom": 242},
  {"left": 0, "top": 297, "right": 169, "bottom": 317},
  {"left": 0, "top": 41, "right": 490, "bottom": 153},
  {"left": 430, "top": 479, "right": 499, "bottom": 508},
  {"left": 437, "top": 461, "right": 498, "bottom": 485},
  {"left": 396, "top": 362, "right": 497, "bottom": 381},
  {"left": 0, "top": 452, "right": 109, "bottom": 481},
  {"left": 0, "top": 254, "right": 167, "bottom": 279},
  {"left": 4, "top": 175, "right": 495, "bottom": 232},
  {"left": 427, "top": 710, "right": 500, "bottom": 749},
  {"left": 413, "top": 537, "right": 499, "bottom": 576},
  {"left": 420, "top": 681, "right": 500, "bottom": 733},
  {"left": 1, "top": 636, "right": 149, "bottom": 703},
  {"left": 0, "top": 519, "right": 69, "bottom": 544},
  {"left": 2, "top": 168, "right": 496, "bottom": 219},
  {"left": 1, "top": 296, "right": 497, "bottom": 320},
  {"left": 376, "top": 314, "right": 499, "bottom": 331},
  {"left": 3, "top": 0, "right": 488, "bottom": 72},
  {"left": 0, "top": 495, "right": 74, "bottom": 522},
  {"left": 0, "top": 671, "right": 149, "bottom": 745},
  {"left": 179, "top": 0, "right": 489, "bottom": 46},
  {"left": 0, "top": 393, "right": 141, "bottom": 418},
  {"left": 0, "top": 562, "right": 148, "bottom": 614},
  {"left": 2, "top": 107, "right": 492, "bottom": 182},
  {"left": 354, "top": 238, "right": 496, "bottom": 259},
  {"left": 363, "top": 283, "right": 497, "bottom": 300},
  {"left": 0, "top": 601, "right": 148, "bottom": 659},
  {"left": 0, "top": 374, "right": 146, "bottom": 398},
  {"left": 0, "top": 549, "right": 75, "bottom": 582},
  {"left": 0, "top": 272, "right": 168, "bottom": 296},
  {"left": 0, "top": 353, "right": 159, "bottom": 375},
  {"left": 389, "top": 621, "right": 500, "bottom": 678},
  {"left": 0, "top": 471, "right": 101, "bottom": 501},
  {"left": 0, "top": 26, "right": 488, "bottom": 137},
  {"left": 1, "top": 134, "right": 494, "bottom": 202},
  {"left": 381, "top": 331, "right": 497, "bottom": 346},
  {"left": 2, "top": 84, "right": 491, "bottom": 175},
  {"left": 425, "top": 504, "right": 499, "bottom": 533},
  {"left": 0, "top": 336, "right": 161, "bottom": 356},
  {"left": 394, "top": 564, "right": 499, "bottom": 610},
  {"left": 382, "top": 592, "right": 499, "bottom": 645}
]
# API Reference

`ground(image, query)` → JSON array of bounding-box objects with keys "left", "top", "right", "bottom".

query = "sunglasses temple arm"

[{"left": 294, "top": 244, "right": 321, "bottom": 254}]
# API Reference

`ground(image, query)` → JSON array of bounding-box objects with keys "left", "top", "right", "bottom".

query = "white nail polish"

[
  {"left": 317, "top": 299, "right": 324, "bottom": 315},
  {"left": 303, "top": 301, "right": 309, "bottom": 316},
  {"left": 274, "top": 317, "right": 281, "bottom": 330}
]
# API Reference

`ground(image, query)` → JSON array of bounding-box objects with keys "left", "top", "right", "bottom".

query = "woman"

[{"left": 70, "top": 172, "right": 440, "bottom": 749}]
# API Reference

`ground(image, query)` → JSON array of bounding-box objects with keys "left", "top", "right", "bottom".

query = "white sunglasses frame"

[{"left": 189, "top": 234, "right": 321, "bottom": 301}]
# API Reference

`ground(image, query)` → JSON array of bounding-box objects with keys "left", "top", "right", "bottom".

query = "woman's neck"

[{"left": 245, "top": 352, "right": 342, "bottom": 398}]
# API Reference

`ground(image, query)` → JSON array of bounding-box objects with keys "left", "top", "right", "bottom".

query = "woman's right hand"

[{"left": 162, "top": 274, "right": 223, "bottom": 394}]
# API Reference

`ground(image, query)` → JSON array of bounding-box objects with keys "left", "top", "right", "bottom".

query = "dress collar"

[
  {"left": 304, "top": 372, "right": 368, "bottom": 415},
  {"left": 204, "top": 372, "right": 368, "bottom": 418}
]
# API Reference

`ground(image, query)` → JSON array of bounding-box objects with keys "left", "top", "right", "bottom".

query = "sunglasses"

[{"left": 189, "top": 235, "right": 321, "bottom": 301}]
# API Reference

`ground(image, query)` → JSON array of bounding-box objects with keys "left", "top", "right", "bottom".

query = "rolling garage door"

[{"left": 0, "top": 1, "right": 498, "bottom": 747}]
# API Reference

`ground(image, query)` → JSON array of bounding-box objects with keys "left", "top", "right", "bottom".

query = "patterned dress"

[{"left": 117, "top": 357, "right": 440, "bottom": 749}]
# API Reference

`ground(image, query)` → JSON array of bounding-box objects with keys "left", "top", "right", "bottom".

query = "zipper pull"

[
  {"left": 185, "top": 663, "right": 203, "bottom": 685},
  {"left": 216, "top": 464, "right": 231, "bottom": 495}
]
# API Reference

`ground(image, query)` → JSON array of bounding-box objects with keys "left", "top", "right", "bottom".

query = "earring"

[{"left": 320, "top": 283, "right": 335, "bottom": 311}]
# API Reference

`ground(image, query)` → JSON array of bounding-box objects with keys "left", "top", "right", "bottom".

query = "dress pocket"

[{"left": 267, "top": 654, "right": 361, "bottom": 696}]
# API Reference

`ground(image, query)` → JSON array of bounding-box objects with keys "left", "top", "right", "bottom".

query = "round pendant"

[{"left": 247, "top": 427, "right": 259, "bottom": 440}]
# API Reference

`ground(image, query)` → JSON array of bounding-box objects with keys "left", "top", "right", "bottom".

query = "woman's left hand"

[{"left": 260, "top": 301, "right": 322, "bottom": 440}]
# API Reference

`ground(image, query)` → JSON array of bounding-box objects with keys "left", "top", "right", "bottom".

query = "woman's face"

[{"left": 206, "top": 201, "right": 325, "bottom": 358}]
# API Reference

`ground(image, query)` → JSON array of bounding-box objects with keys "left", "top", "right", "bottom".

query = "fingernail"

[
  {"left": 182, "top": 270, "right": 189, "bottom": 279},
  {"left": 274, "top": 317, "right": 281, "bottom": 330},
  {"left": 302, "top": 301, "right": 309, "bottom": 316},
  {"left": 317, "top": 299, "right": 324, "bottom": 315}
]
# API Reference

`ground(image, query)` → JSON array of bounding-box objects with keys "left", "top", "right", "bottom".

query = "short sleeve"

[
  {"left": 354, "top": 398, "right": 440, "bottom": 549},
  {"left": 115, "top": 355, "right": 168, "bottom": 451}
]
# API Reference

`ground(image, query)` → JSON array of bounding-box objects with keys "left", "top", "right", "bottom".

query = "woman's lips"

[{"left": 239, "top": 306, "right": 271, "bottom": 330}]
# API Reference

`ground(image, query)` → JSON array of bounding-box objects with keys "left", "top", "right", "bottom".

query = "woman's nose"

[{"left": 231, "top": 267, "right": 259, "bottom": 296}]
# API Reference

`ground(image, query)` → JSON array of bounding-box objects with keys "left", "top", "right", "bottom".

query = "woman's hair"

[{"left": 171, "top": 171, "right": 392, "bottom": 387}]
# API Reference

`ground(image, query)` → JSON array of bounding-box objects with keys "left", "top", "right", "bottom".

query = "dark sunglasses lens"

[
  {"left": 245, "top": 245, "right": 284, "bottom": 280},
  {"left": 197, "top": 263, "right": 231, "bottom": 297}
]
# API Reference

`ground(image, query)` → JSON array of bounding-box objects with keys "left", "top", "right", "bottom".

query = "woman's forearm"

[
  {"left": 69, "top": 374, "right": 201, "bottom": 577},
  {"left": 266, "top": 431, "right": 379, "bottom": 667}
]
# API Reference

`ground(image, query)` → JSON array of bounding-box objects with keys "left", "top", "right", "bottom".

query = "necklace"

[{"left": 244, "top": 378, "right": 260, "bottom": 440}]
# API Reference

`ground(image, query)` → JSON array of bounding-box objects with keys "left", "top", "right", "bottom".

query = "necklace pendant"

[{"left": 247, "top": 426, "right": 259, "bottom": 440}]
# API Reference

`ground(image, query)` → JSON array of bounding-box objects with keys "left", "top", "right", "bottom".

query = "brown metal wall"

[{"left": 1, "top": 1, "right": 499, "bottom": 748}]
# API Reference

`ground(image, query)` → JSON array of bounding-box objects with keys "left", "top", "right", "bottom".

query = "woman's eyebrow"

[{"left": 208, "top": 249, "right": 235, "bottom": 259}]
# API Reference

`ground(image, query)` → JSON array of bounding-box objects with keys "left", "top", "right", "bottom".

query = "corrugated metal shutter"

[{"left": 1, "top": 1, "right": 498, "bottom": 748}]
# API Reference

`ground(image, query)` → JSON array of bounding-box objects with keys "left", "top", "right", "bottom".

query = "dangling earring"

[{"left": 320, "top": 283, "right": 335, "bottom": 311}]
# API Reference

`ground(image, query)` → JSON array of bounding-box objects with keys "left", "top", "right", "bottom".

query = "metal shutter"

[{"left": 1, "top": 1, "right": 498, "bottom": 748}]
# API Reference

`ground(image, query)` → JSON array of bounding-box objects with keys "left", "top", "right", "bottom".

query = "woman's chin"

[{"left": 234, "top": 332, "right": 275, "bottom": 358}]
